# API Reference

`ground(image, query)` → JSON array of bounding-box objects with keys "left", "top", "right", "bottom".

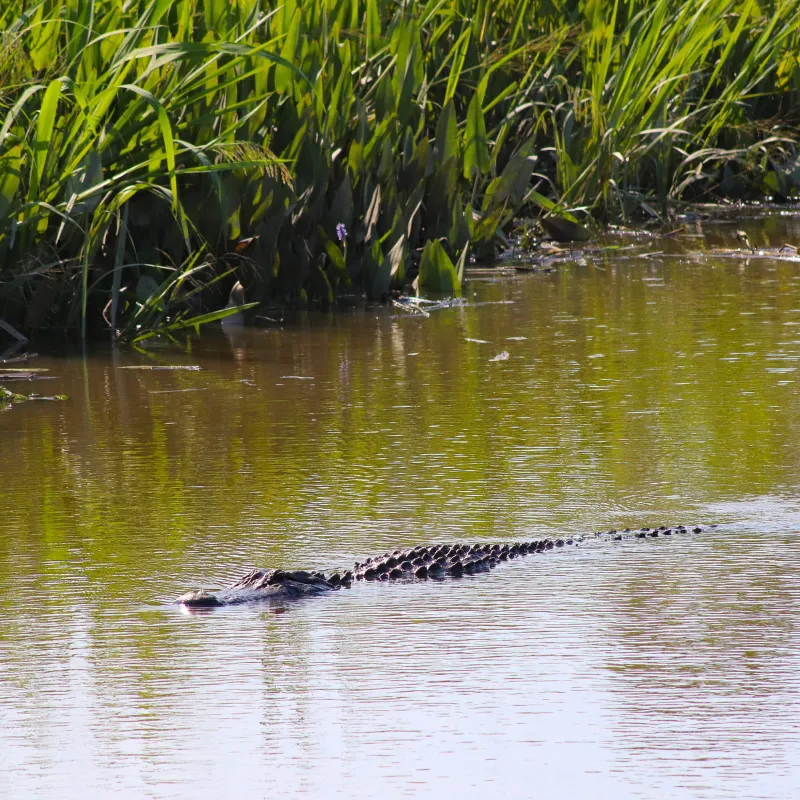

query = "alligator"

[{"left": 177, "top": 524, "right": 715, "bottom": 608}]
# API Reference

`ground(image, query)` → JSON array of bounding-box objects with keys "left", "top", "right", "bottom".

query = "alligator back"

[{"left": 177, "top": 524, "right": 711, "bottom": 608}]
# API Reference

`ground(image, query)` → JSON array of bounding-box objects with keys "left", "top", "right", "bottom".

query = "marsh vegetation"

[{"left": 1, "top": 0, "right": 798, "bottom": 341}]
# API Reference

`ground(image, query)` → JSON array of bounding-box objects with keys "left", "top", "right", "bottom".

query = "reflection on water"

[{"left": 1, "top": 215, "right": 800, "bottom": 798}]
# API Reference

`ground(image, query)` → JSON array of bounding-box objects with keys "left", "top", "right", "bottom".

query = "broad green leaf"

[
  {"left": 450, "top": 193, "right": 470, "bottom": 253},
  {"left": 428, "top": 156, "right": 459, "bottom": 238},
  {"left": 205, "top": 0, "right": 229, "bottom": 33},
  {"left": 417, "top": 238, "right": 460, "bottom": 296},
  {"left": 30, "top": 79, "right": 62, "bottom": 202},
  {"left": 463, "top": 93, "right": 489, "bottom": 180},
  {"left": 0, "top": 145, "right": 21, "bottom": 220},
  {"left": 444, "top": 28, "right": 471, "bottom": 105},
  {"left": 471, "top": 205, "right": 504, "bottom": 247},
  {"left": 365, "top": 0, "right": 381, "bottom": 57},
  {"left": 324, "top": 239, "right": 346, "bottom": 276},
  {"left": 29, "top": 1, "right": 63, "bottom": 71},
  {"left": 317, "top": 225, "right": 348, "bottom": 282},
  {"left": 275, "top": 9, "right": 302, "bottom": 94},
  {"left": 392, "top": 23, "right": 421, "bottom": 126},
  {"left": 435, "top": 99, "right": 458, "bottom": 165},
  {"left": 401, "top": 135, "right": 430, "bottom": 192},
  {"left": 482, "top": 138, "right": 536, "bottom": 213}
]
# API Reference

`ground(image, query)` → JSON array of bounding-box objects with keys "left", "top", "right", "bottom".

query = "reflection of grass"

[{"left": 0, "top": 0, "right": 798, "bottom": 340}]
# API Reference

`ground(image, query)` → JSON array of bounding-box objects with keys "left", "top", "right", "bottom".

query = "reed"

[{"left": 0, "top": 0, "right": 798, "bottom": 341}]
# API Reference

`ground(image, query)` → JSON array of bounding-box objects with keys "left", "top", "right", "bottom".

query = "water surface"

[{"left": 2, "top": 214, "right": 800, "bottom": 798}]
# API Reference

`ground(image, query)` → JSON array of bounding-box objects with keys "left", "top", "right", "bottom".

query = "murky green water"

[{"left": 2, "top": 213, "right": 800, "bottom": 798}]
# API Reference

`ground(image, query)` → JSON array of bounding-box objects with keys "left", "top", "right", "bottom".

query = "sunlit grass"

[{"left": 0, "top": 0, "right": 798, "bottom": 341}]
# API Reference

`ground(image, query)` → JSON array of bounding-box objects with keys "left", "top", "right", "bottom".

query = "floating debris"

[
  {"left": 391, "top": 298, "right": 430, "bottom": 316},
  {"left": 391, "top": 296, "right": 466, "bottom": 317},
  {"left": 1, "top": 386, "right": 67, "bottom": 406},
  {"left": 0, "top": 351, "right": 36, "bottom": 364},
  {"left": 149, "top": 388, "right": 209, "bottom": 394},
  {"left": 0, "top": 370, "right": 54, "bottom": 381},
  {"left": 490, "top": 351, "right": 510, "bottom": 362},
  {"left": 735, "top": 230, "right": 755, "bottom": 252},
  {"left": 120, "top": 365, "right": 202, "bottom": 371},
  {"left": 465, "top": 338, "right": 491, "bottom": 344}
]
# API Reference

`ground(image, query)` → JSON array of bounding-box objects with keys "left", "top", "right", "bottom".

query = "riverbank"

[{"left": 1, "top": 0, "right": 799, "bottom": 342}]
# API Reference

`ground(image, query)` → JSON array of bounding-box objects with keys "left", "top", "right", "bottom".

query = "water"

[{"left": 2, "top": 213, "right": 800, "bottom": 798}]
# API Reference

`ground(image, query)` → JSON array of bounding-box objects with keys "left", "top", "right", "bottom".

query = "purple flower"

[{"left": 336, "top": 223, "right": 347, "bottom": 242}]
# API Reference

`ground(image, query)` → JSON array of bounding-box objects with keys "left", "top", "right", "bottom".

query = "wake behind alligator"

[{"left": 177, "top": 524, "right": 715, "bottom": 608}]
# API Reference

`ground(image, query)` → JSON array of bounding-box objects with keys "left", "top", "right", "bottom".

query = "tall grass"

[
  {"left": 0, "top": 0, "right": 798, "bottom": 341},
  {"left": 557, "top": 0, "right": 800, "bottom": 219}
]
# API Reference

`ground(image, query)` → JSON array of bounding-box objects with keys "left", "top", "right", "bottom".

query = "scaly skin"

[{"left": 176, "top": 524, "right": 713, "bottom": 608}]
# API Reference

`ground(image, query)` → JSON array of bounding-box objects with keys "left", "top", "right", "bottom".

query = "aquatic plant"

[
  {"left": 0, "top": 384, "right": 67, "bottom": 405},
  {"left": 552, "top": 0, "right": 800, "bottom": 220},
  {"left": 0, "top": 0, "right": 798, "bottom": 341}
]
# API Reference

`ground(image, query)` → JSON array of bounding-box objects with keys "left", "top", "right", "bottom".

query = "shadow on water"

[{"left": 1, "top": 213, "right": 799, "bottom": 798}]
